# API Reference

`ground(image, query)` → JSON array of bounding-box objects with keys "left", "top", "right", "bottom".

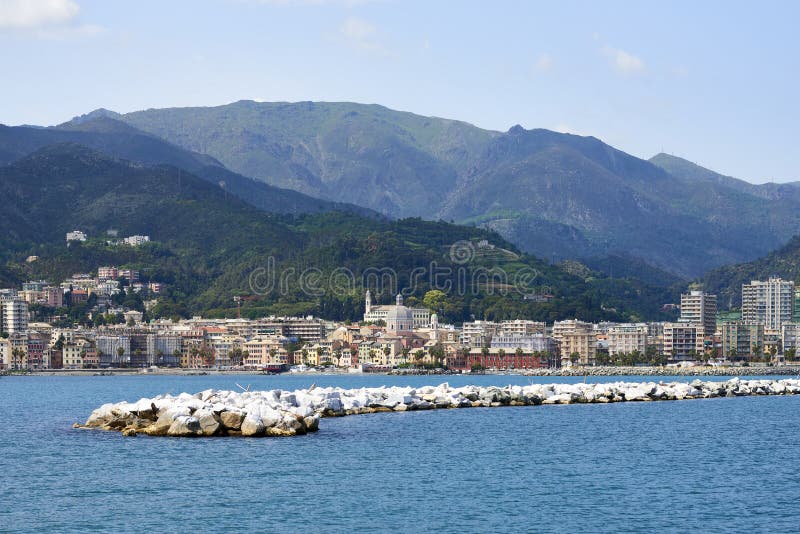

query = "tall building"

[
  {"left": 2, "top": 300, "right": 29, "bottom": 335},
  {"left": 721, "top": 322, "right": 764, "bottom": 360},
  {"left": 741, "top": 278, "right": 795, "bottom": 331},
  {"left": 662, "top": 323, "right": 705, "bottom": 362},
  {"left": 680, "top": 291, "right": 717, "bottom": 334}
]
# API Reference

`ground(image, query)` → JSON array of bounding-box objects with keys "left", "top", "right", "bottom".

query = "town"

[{"left": 1, "top": 256, "right": 798, "bottom": 372}]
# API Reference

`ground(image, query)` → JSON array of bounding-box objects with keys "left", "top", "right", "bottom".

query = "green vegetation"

[
  {"left": 698, "top": 235, "right": 800, "bottom": 308},
  {"left": 82, "top": 100, "right": 800, "bottom": 278},
  {"left": 0, "top": 144, "right": 681, "bottom": 325}
]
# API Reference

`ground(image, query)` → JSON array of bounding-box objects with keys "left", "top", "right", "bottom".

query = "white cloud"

[
  {"left": 534, "top": 53, "right": 552, "bottom": 72},
  {"left": 339, "top": 15, "right": 385, "bottom": 54},
  {"left": 602, "top": 45, "right": 645, "bottom": 74},
  {"left": 340, "top": 16, "right": 375, "bottom": 41},
  {"left": 0, "top": 0, "right": 79, "bottom": 28}
]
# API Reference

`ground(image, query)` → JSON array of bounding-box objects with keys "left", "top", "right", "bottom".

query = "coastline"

[{"left": 16, "top": 364, "right": 800, "bottom": 377}]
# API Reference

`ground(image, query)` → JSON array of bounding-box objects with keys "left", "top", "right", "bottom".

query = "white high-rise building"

[
  {"left": 742, "top": 278, "right": 795, "bottom": 332},
  {"left": 680, "top": 291, "right": 717, "bottom": 335},
  {"left": 2, "top": 300, "right": 29, "bottom": 335}
]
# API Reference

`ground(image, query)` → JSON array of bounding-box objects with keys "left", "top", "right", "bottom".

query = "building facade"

[
  {"left": 680, "top": 291, "right": 717, "bottom": 334},
  {"left": 742, "top": 278, "right": 795, "bottom": 332}
]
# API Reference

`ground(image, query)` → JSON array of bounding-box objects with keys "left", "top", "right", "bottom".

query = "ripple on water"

[{"left": 1, "top": 375, "right": 798, "bottom": 532}]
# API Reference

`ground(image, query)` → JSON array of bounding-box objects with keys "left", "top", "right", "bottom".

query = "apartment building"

[
  {"left": 680, "top": 291, "right": 717, "bottom": 334},
  {"left": 742, "top": 278, "right": 795, "bottom": 332}
]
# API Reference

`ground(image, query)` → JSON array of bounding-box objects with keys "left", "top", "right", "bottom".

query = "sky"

[{"left": 1, "top": 0, "right": 798, "bottom": 183}]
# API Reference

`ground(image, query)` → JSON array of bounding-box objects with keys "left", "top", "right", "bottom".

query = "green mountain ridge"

[
  {"left": 698, "top": 235, "right": 800, "bottom": 309},
  {"left": 0, "top": 143, "right": 677, "bottom": 323},
  {"left": 78, "top": 100, "right": 800, "bottom": 278},
  {"left": 0, "top": 118, "right": 377, "bottom": 218}
]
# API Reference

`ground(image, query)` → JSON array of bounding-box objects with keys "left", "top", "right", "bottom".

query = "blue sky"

[{"left": 1, "top": 0, "right": 798, "bottom": 183}]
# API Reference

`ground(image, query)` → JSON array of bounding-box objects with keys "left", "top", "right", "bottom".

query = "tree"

[
  {"left": 116, "top": 346, "right": 126, "bottom": 366},
  {"left": 200, "top": 344, "right": 215, "bottom": 367},
  {"left": 228, "top": 346, "right": 244, "bottom": 367},
  {"left": 11, "top": 348, "right": 26, "bottom": 370},
  {"left": 173, "top": 348, "right": 182, "bottom": 366},
  {"left": 569, "top": 352, "right": 580, "bottom": 366},
  {"left": 785, "top": 347, "right": 797, "bottom": 362},
  {"left": 422, "top": 290, "right": 448, "bottom": 313}
]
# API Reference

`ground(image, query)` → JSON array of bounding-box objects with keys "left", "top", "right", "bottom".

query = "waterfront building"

[
  {"left": 63, "top": 340, "right": 87, "bottom": 369},
  {"left": 552, "top": 319, "right": 596, "bottom": 366},
  {"left": 662, "top": 322, "right": 705, "bottom": 362},
  {"left": 741, "top": 278, "right": 795, "bottom": 332},
  {"left": 721, "top": 322, "right": 765, "bottom": 360},
  {"left": 459, "top": 347, "right": 544, "bottom": 371},
  {"left": 607, "top": 323, "right": 648, "bottom": 357},
  {"left": 680, "top": 291, "right": 717, "bottom": 335},
  {"left": 0, "top": 337, "right": 8, "bottom": 369},
  {"left": 489, "top": 333, "right": 556, "bottom": 353},
  {"left": 96, "top": 335, "right": 131, "bottom": 367},
  {"left": 146, "top": 334, "right": 182, "bottom": 366},
  {"left": 781, "top": 323, "right": 800, "bottom": 355}
]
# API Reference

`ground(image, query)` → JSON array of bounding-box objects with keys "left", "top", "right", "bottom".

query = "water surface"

[{"left": 1, "top": 374, "right": 796, "bottom": 532}]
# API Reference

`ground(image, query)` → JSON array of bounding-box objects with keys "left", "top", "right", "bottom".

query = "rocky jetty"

[
  {"left": 520, "top": 366, "right": 800, "bottom": 377},
  {"left": 78, "top": 378, "right": 800, "bottom": 438}
]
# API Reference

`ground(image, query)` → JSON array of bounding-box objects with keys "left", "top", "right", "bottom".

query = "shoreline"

[{"left": 12, "top": 365, "right": 800, "bottom": 377}]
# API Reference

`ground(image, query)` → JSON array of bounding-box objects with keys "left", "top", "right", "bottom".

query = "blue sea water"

[{"left": 1, "top": 373, "right": 798, "bottom": 533}]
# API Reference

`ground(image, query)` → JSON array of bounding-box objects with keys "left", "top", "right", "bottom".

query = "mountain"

[
  {"left": 117, "top": 100, "right": 492, "bottom": 218},
  {"left": 0, "top": 143, "right": 677, "bottom": 323},
  {"left": 650, "top": 153, "right": 800, "bottom": 200},
  {"left": 0, "top": 118, "right": 376, "bottom": 217},
  {"left": 698, "top": 235, "right": 800, "bottom": 309},
  {"left": 82, "top": 100, "right": 800, "bottom": 278}
]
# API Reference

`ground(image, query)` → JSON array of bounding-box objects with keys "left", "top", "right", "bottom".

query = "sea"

[{"left": 1, "top": 373, "right": 798, "bottom": 533}]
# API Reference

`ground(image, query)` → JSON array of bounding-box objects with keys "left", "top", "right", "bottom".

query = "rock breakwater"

[{"left": 78, "top": 378, "right": 800, "bottom": 437}]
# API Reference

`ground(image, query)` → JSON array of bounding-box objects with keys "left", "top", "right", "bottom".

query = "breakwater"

[
  {"left": 520, "top": 365, "right": 800, "bottom": 377},
  {"left": 79, "top": 378, "right": 800, "bottom": 438}
]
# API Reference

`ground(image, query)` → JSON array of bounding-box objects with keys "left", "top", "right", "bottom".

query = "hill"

[
  {"left": 0, "top": 118, "right": 376, "bottom": 217},
  {"left": 84, "top": 100, "right": 800, "bottom": 278},
  {"left": 698, "top": 235, "right": 800, "bottom": 309},
  {"left": 0, "top": 143, "right": 677, "bottom": 323}
]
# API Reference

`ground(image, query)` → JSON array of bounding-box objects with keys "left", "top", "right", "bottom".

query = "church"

[{"left": 363, "top": 291, "right": 431, "bottom": 333}]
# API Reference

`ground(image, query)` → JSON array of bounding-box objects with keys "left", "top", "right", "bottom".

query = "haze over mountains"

[{"left": 59, "top": 100, "right": 799, "bottom": 279}]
